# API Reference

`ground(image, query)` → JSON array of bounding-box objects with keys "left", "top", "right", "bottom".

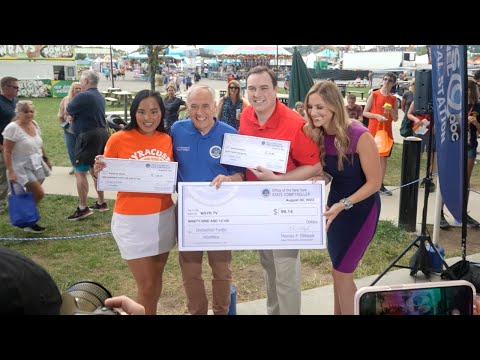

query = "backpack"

[
  {"left": 409, "top": 244, "right": 432, "bottom": 277},
  {"left": 400, "top": 113, "right": 413, "bottom": 137},
  {"left": 441, "top": 260, "right": 480, "bottom": 293}
]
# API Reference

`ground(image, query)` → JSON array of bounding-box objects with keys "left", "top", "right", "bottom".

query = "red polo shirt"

[{"left": 239, "top": 100, "right": 320, "bottom": 181}]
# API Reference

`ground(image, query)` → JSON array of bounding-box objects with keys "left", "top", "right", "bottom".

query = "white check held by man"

[
  {"left": 220, "top": 133, "right": 290, "bottom": 173},
  {"left": 97, "top": 157, "right": 178, "bottom": 194},
  {"left": 178, "top": 181, "right": 326, "bottom": 251}
]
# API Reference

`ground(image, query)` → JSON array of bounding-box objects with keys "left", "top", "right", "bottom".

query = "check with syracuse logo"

[
  {"left": 97, "top": 158, "right": 178, "bottom": 194},
  {"left": 220, "top": 133, "right": 290, "bottom": 173},
  {"left": 178, "top": 181, "right": 326, "bottom": 251}
]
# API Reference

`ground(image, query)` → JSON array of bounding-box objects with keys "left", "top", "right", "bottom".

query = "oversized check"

[
  {"left": 220, "top": 134, "right": 290, "bottom": 173},
  {"left": 97, "top": 158, "right": 178, "bottom": 194},
  {"left": 178, "top": 181, "right": 326, "bottom": 251}
]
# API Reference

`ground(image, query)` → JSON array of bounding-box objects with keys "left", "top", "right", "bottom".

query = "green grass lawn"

[{"left": 0, "top": 196, "right": 411, "bottom": 314}]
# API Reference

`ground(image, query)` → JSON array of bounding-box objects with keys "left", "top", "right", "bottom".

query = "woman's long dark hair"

[{"left": 124, "top": 89, "right": 166, "bottom": 133}]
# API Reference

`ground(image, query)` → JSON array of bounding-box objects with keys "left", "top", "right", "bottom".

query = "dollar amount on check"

[
  {"left": 97, "top": 158, "right": 178, "bottom": 194},
  {"left": 178, "top": 181, "right": 326, "bottom": 251}
]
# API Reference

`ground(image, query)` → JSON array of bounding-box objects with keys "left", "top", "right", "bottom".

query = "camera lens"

[{"left": 66, "top": 281, "right": 113, "bottom": 312}]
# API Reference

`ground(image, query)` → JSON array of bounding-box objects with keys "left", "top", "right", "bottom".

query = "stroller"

[{"left": 106, "top": 114, "right": 128, "bottom": 133}]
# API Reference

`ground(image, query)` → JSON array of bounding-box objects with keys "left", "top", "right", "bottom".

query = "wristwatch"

[{"left": 339, "top": 198, "right": 353, "bottom": 210}]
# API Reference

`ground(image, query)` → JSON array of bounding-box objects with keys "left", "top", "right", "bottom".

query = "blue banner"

[{"left": 430, "top": 45, "right": 465, "bottom": 222}]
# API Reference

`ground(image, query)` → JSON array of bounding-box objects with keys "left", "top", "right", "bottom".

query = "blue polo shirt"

[
  {"left": 170, "top": 118, "right": 244, "bottom": 182},
  {"left": 0, "top": 94, "right": 16, "bottom": 144},
  {"left": 67, "top": 87, "right": 106, "bottom": 137}
]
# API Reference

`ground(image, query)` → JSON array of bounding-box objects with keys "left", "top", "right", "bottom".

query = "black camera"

[{"left": 60, "top": 280, "right": 120, "bottom": 315}]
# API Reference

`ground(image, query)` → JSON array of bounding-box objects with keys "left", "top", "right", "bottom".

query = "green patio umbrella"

[{"left": 288, "top": 47, "right": 314, "bottom": 108}]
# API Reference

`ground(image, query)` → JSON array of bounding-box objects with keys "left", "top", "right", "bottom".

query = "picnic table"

[
  {"left": 112, "top": 91, "right": 133, "bottom": 122},
  {"left": 346, "top": 90, "right": 368, "bottom": 100}
]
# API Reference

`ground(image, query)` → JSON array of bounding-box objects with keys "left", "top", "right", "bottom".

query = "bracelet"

[{"left": 92, "top": 174, "right": 98, "bottom": 180}]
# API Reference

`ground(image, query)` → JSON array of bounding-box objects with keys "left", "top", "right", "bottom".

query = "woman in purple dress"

[{"left": 303, "top": 81, "right": 382, "bottom": 315}]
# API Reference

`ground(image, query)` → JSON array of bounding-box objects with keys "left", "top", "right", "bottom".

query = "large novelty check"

[
  {"left": 97, "top": 158, "right": 178, "bottom": 194},
  {"left": 178, "top": 181, "right": 325, "bottom": 251},
  {"left": 220, "top": 134, "right": 290, "bottom": 173}
]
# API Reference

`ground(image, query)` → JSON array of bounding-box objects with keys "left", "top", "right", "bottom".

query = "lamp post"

[{"left": 109, "top": 45, "right": 115, "bottom": 88}]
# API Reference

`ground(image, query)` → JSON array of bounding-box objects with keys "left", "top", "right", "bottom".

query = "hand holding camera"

[{"left": 60, "top": 281, "right": 121, "bottom": 315}]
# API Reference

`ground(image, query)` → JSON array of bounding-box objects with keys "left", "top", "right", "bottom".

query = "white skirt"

[{"left": 111, "top": 205, "right": 177, "bottom": 260}]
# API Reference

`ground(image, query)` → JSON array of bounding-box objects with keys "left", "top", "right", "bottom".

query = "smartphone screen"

[{"left": 357, "top": 283, "right": 474, "bottom": 315}]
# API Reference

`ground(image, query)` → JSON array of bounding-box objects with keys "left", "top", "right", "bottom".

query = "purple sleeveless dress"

[{"left": 324, "top": 121, "right": 381, "bottom": 273}]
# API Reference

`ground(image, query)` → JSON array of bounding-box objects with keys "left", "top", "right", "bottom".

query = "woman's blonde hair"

[
  {"left": 226, "top": 79, "right": 243, "bottom": 100},
  {"left": 67, "top": 82, "right": 81, "bottom": 100},
  {"left": 303, "top": 81, "right": 351, "bottom": 171},
  {"left": 15, "top": 100, "right": 34, "bottom": 114}
]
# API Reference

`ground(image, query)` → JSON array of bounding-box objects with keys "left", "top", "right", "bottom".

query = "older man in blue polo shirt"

[
  {"left": 170, "top": 84, "right": 244, "bottom": 315},
  {"left": 0, "top": 77, "right": 19, "bottom": 213}
]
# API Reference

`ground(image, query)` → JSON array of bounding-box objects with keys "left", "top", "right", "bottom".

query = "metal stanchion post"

[{"left": 398, "top": 136, "right": 422, "bottom": 232}]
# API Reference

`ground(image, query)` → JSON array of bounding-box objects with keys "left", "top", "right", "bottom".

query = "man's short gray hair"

[
  {"left": 81, "top": 70, "right": 99, "bottom": 86},
  {"left": 186, "top": 84, "right": 216, "bottom": 103}
]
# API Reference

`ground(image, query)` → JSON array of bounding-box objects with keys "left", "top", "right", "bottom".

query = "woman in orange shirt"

[{"left": 94, "top": 90, "right": 175, "bottom": 314}]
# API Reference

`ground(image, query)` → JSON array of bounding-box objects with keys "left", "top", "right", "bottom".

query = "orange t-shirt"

[
  {"left": 103, "top": 129, "right": 174, "bottom": 215},
  {"left": 367, "top": 90, "right": 396, "bottom": 139}
]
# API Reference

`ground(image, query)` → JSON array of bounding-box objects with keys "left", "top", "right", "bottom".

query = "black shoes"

[
  {"left": 67, "top": 206, "right": 93, "bottom": 221},
  {"left": 420, "top": 178, "right": 435, "bottom": 192},
  {"left": 90, "top": 201, "right": 109, "bottom": 212},
  {"left": 440, "top": 212, "right": 479, "bottom": 229},
  {"left": 440, "top": 212, "right": 450, "bottom": 229},
  {"left": 467, "top": 215, "right": 480, "bottom": 228},
  {"left": 379, "top": 184, "right": 392, "bottom": 196},
  {"left": 24, "top": 224, "right": 46, "bottom": 233}
]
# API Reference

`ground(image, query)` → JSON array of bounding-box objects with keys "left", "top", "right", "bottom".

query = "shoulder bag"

[
  {"left": 374, "top": 121, "right": 394, "bottom": 156},
  {"left": 8, "top": 181, "right": 40, "bottom": 228}
]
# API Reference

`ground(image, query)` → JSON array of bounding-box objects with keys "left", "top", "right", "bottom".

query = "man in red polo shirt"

[{"left": 239, "top": 66, "right": 322, "bottom": 315}]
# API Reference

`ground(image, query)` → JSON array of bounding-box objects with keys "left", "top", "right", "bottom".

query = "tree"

[{"left": 138, "top": 45, "right": 170, "bottom": 91}]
